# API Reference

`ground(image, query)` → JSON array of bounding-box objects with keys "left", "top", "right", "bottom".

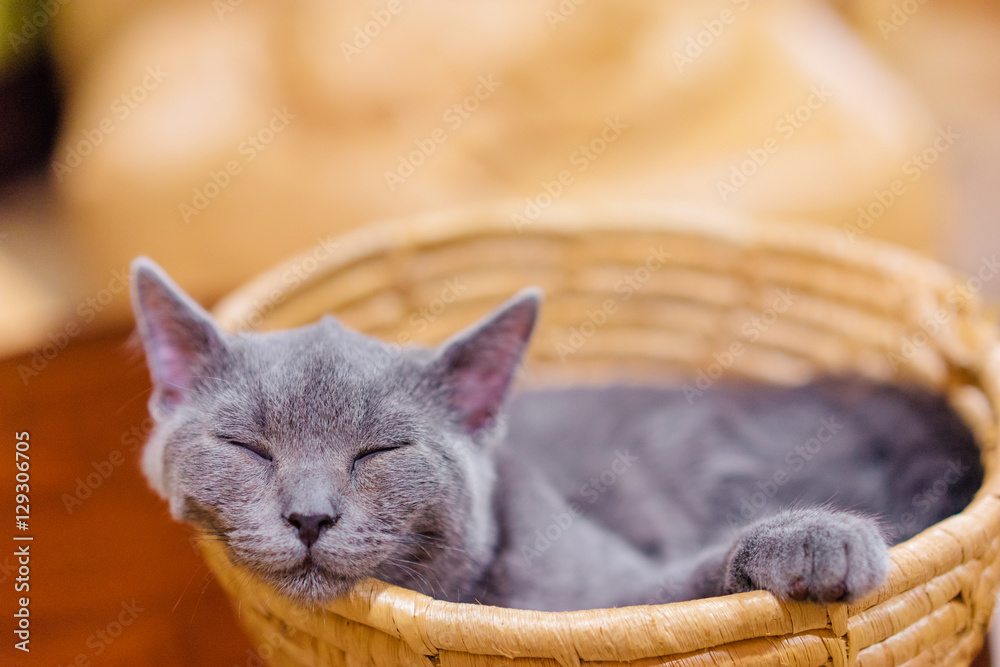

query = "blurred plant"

[
  {"left": 2, "top": 0, "right": 49, "bottom": 73},
  {"left": 0, "top": 0, "right": 62, "bottom": 184}
]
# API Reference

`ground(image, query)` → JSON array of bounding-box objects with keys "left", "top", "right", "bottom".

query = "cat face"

[{"left": 130, "top": 258, "right": 539, "bottom": 603}]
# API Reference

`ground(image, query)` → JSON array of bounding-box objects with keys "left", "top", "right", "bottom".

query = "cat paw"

[{"left": 723, "top": 510, "right": 890, "bottom": 603}]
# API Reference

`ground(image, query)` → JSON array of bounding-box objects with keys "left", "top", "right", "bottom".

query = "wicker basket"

[{"left": 206, "top": 202, "right": 1000, "bottom": 666}]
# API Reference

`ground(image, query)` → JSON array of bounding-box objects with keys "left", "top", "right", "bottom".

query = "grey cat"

[{"left": 131, "top": 258, "right": 982, "bottom": 611}]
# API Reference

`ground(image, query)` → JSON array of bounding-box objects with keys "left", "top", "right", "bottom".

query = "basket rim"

[
  {"left": 207, "top": 200, "right": 1000, "bottom": 662},
  {"left": 213, "top": 200, "right": 961, "bottom": 330}
]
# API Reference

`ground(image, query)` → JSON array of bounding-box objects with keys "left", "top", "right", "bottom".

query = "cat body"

[
  {"left": 482, "top": 382, "right": 980, "bottom": 609},
  {"left": 130, "top": 258, "right": 981, "bottom": 611}
]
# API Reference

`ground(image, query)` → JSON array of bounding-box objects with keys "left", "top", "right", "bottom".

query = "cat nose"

[{"left": 285, "top": 512, "right": 338, "bottom": 548}]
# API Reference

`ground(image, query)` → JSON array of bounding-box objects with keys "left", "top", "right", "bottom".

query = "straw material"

[{"left": 206, "top": 202, "right": 1000, "bottom": 666}]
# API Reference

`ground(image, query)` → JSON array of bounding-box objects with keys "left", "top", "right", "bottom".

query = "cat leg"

[{"left": 716, "top": 508, "right": 890, "bottom": 602}]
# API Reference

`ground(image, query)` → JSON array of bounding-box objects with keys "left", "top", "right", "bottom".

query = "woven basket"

[{"left": 206, "top": 202, "right": 1000, "bottom": 666}]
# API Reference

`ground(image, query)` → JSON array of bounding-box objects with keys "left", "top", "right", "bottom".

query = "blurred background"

[{"left": 0, "top": 0, "right": 998, "bottom": 664}]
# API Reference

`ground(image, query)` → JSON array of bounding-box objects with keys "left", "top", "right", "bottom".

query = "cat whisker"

[
  {"left": 172, "top": 563, "right": 209, "bottom": 613},
  {"left": 380, "top": 556, "right": 441, "bottom": 597},
  {"left": 190, "top": 569, "right": 217, "bottom": 622},
  {"left": 185, "top": 374, "right": 238, "bottom": 387}
]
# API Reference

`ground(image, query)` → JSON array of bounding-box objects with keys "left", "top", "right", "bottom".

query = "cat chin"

[
  {"left": 227, "top": 543, "right": 374, "bottom": 604},
  {"left": 267, "top": 566, "right": 360, "bottom": 605}
]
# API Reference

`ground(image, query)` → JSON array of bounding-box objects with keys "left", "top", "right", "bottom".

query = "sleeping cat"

[{"left": 130, "top": 257, "right": 982, "bottom": 611}]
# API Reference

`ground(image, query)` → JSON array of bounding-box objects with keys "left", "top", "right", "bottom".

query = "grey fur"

[{"left": 131, "top": 258, "right": 982, "bottom": 611}]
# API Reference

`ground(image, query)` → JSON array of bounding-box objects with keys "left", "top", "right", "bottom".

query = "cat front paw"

[{"left": 723, "top": 509, "right": 890, "bottom": 603}]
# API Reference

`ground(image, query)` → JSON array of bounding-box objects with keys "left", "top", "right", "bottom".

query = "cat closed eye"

[
  {"left": 351, "top": 444, "right": 406, "bottom": 472},
  {"left": 225, "top": 438, "right": 273, "bottom": 462}
]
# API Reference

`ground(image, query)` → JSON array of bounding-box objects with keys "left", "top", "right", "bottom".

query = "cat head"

[{"left": 130, "top": 258, "right": 539, "bottom": 603}]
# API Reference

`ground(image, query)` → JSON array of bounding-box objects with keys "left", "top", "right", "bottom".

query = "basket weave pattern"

[{"left": 207, "top": 203, "right": 1000, "bottom": 666}]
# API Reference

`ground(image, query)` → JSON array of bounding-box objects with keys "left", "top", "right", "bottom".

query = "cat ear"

[
  {"left": 429, "top": 288, "right": 541, "bottom": 436},
  {"left": 130, "top": 257, "right": 226, "bottom": 419}
]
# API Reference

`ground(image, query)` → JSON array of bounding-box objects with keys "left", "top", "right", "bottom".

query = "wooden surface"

[
  {"left": 0, "top": 330, "right": 252, "bottom": 666},
  {"left": 0, "top": 329, "right": 993, "bottom": 666}
]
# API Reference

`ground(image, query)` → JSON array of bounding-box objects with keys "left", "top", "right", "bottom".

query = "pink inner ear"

[
  {"left": 151, "top": 336, "right": 200, "bottom": 408},
  {"left": 438, "top": 293, "right": 538, "bottom": 435},
  {"left": 449, "top": 364, "right": 512, "bottom": 433},
  {"left": 138, "top": 282, "right": 218, "bottom": 410}
]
